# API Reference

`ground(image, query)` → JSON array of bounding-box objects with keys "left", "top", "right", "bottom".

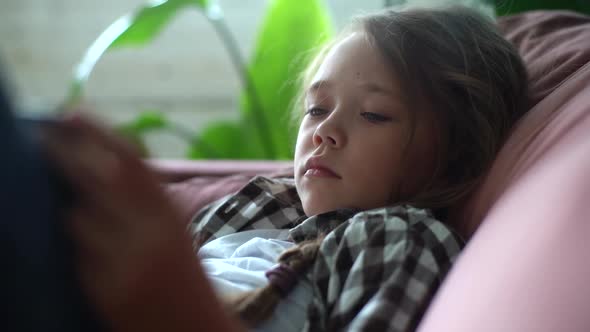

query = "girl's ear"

[{"left": 398, "top": 109, "right": 443, "bottom": 203}]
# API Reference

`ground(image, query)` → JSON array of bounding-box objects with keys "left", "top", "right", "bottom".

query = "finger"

[
  {"left": 61, "top": 113, "right": 143, "bottom": 163},
  {"left": 43, "top": 125, "right": 122, "bottom": 198},
  {"left": 67, "top": 204, "right": 122, "bottom": 260},
  {"left": 44, "top": 135, "right": 152, "bottom": 236},
  {"left": 68, "top": 208, "right": 111, "bottom": 306},
  {"left": 44, "top": 118, "right": 182, "bottom": 231},
  {"left": 43, "top": 129, "right": 132, "bottom": 234},
  {"left": 54, "top": 115, "right": 164, "bottom": 200}
]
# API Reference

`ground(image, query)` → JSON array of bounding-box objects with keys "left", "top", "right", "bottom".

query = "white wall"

[{"left": 1, "top": 0, "right": 385, "bottom": 157}]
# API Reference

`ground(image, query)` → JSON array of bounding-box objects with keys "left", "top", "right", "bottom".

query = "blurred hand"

[{"left": 42, "top": 114, "right": 200, "bottom": 329}]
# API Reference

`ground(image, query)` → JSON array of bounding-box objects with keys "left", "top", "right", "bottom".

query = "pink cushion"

[
  {"left": 451, "top": 10, "right": 590, "bottom": 237},
  {"left": 418, "top": 11, "right": 590, "bottom": 331},
  {"left": 502, "top": 10, "right": 590, "bottom": 107}
]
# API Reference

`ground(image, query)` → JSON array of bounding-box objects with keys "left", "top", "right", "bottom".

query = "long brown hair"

[
  {"left": 226, "top": 5, "right": 528, "bottom": 327},
  {"left": 359, "top": 5, "right": 528, "bottom": 216}
]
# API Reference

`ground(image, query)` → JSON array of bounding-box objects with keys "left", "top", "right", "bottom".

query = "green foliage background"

[{"left": 68, "top": 0, "right": 332, "bottom": 160}]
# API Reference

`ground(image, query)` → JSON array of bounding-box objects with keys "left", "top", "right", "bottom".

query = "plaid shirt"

[{"left": 190, "top": 176, "right": 464, "bottom": 332}]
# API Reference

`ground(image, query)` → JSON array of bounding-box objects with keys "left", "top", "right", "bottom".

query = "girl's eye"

[
  {"left": 361, "top": 112, "right": 392, "bottom": 123},
  {"left": 305, "top": 107, "right": 328, "bottom": 117}
]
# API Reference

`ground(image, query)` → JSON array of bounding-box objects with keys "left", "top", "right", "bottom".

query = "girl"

[{"left": 43, "top": 4, "right": 528, "bottom": 332}]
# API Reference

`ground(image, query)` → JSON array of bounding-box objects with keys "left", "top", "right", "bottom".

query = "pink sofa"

[
  {"left": 418, "top": 10, "right": 590, "bottom": 331},
  {"left": 151, "top": 10, "right": 590, "bottom": 331}
]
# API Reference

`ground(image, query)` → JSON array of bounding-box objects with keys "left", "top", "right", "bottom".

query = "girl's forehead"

[{"left": 308, "top": 33, "right": 400, "bottom": 96}]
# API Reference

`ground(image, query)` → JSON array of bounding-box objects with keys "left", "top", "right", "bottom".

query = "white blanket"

[{"left": 199, "top": 229, "right": 313, "bottom": 332}]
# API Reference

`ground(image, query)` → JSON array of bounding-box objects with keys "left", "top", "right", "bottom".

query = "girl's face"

[{"left": 294, "top": 32, "right": 438, "bottom": 216}]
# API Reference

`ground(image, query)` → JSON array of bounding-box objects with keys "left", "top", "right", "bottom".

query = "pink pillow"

[
  {"left": 451, "top": 10, "right": 590, "bottom": 237},
  {"left": 501, "top": 10, "right": 590, "bottom": 107},
  {"left": 418, "top": 11, "right": 590, "bottom": 331}
]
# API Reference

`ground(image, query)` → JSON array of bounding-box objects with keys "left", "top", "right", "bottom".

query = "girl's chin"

[
  {"left": 302, "top": 198, "right": 349, "bottom": 217},
  {"left": 298, "top": 185, "right": 352, "bottom": 216},
  {"left": 302, "top": 201, "right": 333, "bottom": 217}
]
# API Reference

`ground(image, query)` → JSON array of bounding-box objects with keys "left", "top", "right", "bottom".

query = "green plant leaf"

[
  {"left": 67, "top": 0, "right": 214, "bottom": 105},
  {"left": 120, "top": 110, "right": 168, "bottom": 133},
  {"left": 116, "top": 127, "right": 151, "bottom": 157},
  {"left": 186, "top": 121, "right": 246, "bottom": 159},
  {"left": 109, "top": 0, "right": 211, "bottom": 48},
  {"left": 241, "top": 0, "right": 334, "bottom": 159},
  {"left": 116, "top": 110, "right": 170, "bottom": 157}
]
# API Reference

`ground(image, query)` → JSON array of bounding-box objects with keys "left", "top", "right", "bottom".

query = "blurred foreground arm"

[{"left": 43, "top": 114, "right": 245, "bottom": 332}]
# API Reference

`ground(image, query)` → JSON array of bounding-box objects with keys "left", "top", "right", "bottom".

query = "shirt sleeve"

[
  {"left": 304, "top": 207, "right": 463, "bottom": 332},
  {"left": 189, "top": 176, "right": 305, "bottom": 247},
  {"left": 188, "top": 193, "right": 232, "bottom": 246}
]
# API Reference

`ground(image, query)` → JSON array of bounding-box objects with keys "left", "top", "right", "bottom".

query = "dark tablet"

[{"left": 0, "top": 63, "right": 105, "bottom": 331}]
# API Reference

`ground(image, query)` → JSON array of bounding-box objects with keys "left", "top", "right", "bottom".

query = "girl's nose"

[{"left": 312, "top": 113, "right": 346, "bottom": 149}]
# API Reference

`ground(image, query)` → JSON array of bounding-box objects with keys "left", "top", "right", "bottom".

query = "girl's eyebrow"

[
  {"left": 307, "top": 79, "right": 396, "bottom": 98},
  {"left": 307, "top": 80, "right": 332, "bottom": 95},
  {"left": 358, "top": 82, "right": 397, "bottom": 98}
]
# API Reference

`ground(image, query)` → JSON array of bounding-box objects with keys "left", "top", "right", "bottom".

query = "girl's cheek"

[{"left": 296, "top": 125, "right": 315, "bottom": 147}]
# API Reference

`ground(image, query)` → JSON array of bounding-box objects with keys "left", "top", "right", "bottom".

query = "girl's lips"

[
  {"left": 304, "top": 167, "right": 341, "bottom": 178},
  {"left": 304, "top": 156, "right": 342, "bottom": 179}
]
